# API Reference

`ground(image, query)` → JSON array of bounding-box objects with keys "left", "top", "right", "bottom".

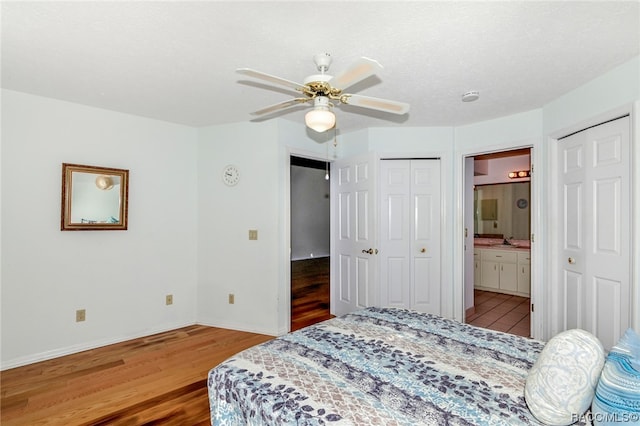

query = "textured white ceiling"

[{"left": 2, "top": 1, "right": 639, "bottom": 133}]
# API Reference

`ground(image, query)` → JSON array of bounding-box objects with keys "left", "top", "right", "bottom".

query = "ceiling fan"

[{"left": 237, "top": 53, "right": 410, "bottom": 132}]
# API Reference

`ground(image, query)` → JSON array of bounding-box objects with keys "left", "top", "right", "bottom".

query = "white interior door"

[
  {"left": 379, "top": 159, "right": 441, "bottom": 314},
  {"left": 331, "top": 152, "right": 377, "bottom": 316},
  {"left": 463, "top": 157, "right": 475, "bottom": 316},
  {"left": 557, "top": 116, "right": 630, "bottom": 350}
]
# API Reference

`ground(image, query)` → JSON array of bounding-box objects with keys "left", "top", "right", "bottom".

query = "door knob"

[
  {"left": 568, "top": 257, "right": 575, "bottom": 264},
  {"left": 362, "top": 248, "right": 374, "bottom": 255},
  {"left": 420, "top": 248, "right": 426, "bottom": 253}
]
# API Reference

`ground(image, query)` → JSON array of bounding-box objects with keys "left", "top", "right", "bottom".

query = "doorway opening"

[
  {"left": 463, "top": 148, "right": 532, "bottom": 337},
  {"left": 290, "top": 156, "right": 332, "bottom": 331}
]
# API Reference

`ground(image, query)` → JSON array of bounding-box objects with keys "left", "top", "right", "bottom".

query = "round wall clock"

[
  {"left": 222, "top": 165, "right": 240, "bottom": 186},
  {"left": 517, "top": 198, "right": 528, "bottom": 209}
]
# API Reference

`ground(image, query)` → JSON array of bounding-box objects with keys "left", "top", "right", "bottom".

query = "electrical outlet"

[
  {"left": 249, "top": 229, "right": 258, "bottom": 240},
  {"left": 76, "top": 309, "right": 86, "bottom": 322},
  {"left": 228, "top": 293, "right": 235, "bottom": 304},
  {"left": 166, "top": 294, "right": 173, "bottom": 305}
]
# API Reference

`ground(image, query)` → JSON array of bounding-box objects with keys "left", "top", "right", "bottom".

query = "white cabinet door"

[
  {"left": 518, "top": 264, "right": 531, "bottom": 295},
  {"left": 474, "top": 251, "right": 481, "bottom": 287},
  {"left": 481, "top": 260, "right": 500, "bottom": 289},
  {"left": 517, "top": 252, "right": 531, "bottom": 296},
  {"left": 499, "top": 263, "right": 518, "bottom": 292},
  {"left": 379, "top": 159, "right": 441, "bottom": 314},
  {"left": 557, "top": 116, "right": 630, "bottom": 350}
]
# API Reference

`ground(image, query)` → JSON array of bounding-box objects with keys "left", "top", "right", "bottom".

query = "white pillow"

[{"left": 525, "top": 329, "right": 605, "bottom": 425}]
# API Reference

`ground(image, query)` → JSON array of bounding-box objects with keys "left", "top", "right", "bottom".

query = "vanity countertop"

[{"left": 474, "top": 238, "right": 531, "bottom": 252}]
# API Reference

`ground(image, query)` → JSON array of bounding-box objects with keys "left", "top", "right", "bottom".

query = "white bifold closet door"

[{"left": 379, "top": 159, "right": 441, "bottom": 314}]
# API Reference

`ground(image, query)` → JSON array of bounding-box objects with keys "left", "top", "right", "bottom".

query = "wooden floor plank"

[{"left": 291, "top": 257, "right": 332, "bottom": 331}]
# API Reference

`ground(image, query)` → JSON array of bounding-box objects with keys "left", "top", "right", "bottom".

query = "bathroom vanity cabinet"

[{"left": 474, "top": 247, "right": 530, "bottom": 297}]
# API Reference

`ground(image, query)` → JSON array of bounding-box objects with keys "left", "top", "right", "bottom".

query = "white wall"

[
  {"left": 196, "top": 121, "right": 281, "bottom": 335},
  {"left": 290, "top": 165, "right": 330, "bottom": 260},
  {"left": 543, "top": 57, "right": 640, "bottom": 135},
  {"left": 196, "top": 119, "right": 326, "bottom": 336},
  {"left": 1, "top": 90, "right": 198, "bottom": 369}
]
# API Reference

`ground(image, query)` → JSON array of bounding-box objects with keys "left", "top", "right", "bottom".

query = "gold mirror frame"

[{"left": 61, "top": 163, "right": 129, "bottom": 231}]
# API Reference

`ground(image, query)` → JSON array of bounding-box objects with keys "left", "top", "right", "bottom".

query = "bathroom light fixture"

[
  {"left": 508, "top": 170, "right": 530, "bottom": 179},
  {"left": 305, "top": 96, "right": 335, "bottom": 132}
]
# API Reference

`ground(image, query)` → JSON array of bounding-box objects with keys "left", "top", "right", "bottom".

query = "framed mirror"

[{"left": 61, "top": 163, "right": 129, "bottom": 231}]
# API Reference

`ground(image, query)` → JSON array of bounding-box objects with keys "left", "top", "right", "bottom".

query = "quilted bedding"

[{"left": 207, "top": 307, "right": 548, "bottom": 425}]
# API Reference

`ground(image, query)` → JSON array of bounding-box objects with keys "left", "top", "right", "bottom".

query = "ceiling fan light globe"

[
  {"left": 95, "top": 175, "right": 114, "bottom": 190},
  {"left": 305, "top": 109, "right": 335, "bottom": 132}
]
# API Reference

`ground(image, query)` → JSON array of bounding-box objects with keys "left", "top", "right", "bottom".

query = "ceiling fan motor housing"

[{"left": 303, "top": 74, "right": 337, "bottom": 98}]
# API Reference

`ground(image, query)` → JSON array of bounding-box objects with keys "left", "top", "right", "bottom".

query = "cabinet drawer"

[
  {"left": 518, "top": 252, "right": 531, "bottom": 264},
  {"left": 482, "top": 250, "right": 517, "bottom": 263}
]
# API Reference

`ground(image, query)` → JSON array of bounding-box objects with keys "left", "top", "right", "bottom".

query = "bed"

[{"left": 207, "top": 307, "right": 580, "bottom": 425}]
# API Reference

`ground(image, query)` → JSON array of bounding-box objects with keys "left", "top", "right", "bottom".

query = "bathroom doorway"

[{"left": 463, "top": 148, "right": 532, "bottom": 337}]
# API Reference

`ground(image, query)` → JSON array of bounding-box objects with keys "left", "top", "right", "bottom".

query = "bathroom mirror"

[
  {"left": 474, "top": 182, "right": 530, "bottom": 240},
  {"left": 61, "top": 163, "right": 129, "bottom": 230}
]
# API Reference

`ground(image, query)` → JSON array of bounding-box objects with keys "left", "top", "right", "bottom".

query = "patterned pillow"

[
  {"left": 591, "top": 328, "right": 640, "bottom": 425},
  {"left": 525, "top": 329, "right": 605, "bottom": 425}
]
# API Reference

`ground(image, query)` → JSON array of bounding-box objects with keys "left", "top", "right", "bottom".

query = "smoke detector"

[{"left": 462, "top": 91, "right": 480, "bottom": 102}]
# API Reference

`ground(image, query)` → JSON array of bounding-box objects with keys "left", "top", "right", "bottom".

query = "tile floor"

[{"left": 466, "top": 290, "right": 531, "bottom": 337}]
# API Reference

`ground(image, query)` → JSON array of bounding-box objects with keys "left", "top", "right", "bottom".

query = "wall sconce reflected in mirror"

[{"left": 508, "top": 170, "right": 530, "bottom": 179}]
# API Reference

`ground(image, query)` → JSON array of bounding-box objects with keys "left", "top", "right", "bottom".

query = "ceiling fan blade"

[
  {"left": 250, "top": 98, "right": 311, "bottom": 116},
  {"left": 237, "top": 68, "right": 307, "bottom": 92},
  {"left": 329, "top": 57, "right": 383, "bottom": 91},
  {"left": 340, "top": 94, "right": 410, "bottom": 115}
]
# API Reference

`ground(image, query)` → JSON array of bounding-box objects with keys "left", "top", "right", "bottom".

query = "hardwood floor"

[
  {"left": 289, "top": 260, "right": 533, "bottom": 338},
  {"left": 0, "top": 326, "right": 273, "bottom": 425},
  {"left": 466, "top": 289, "right": 531, "bottom": 337},
  {"left": 291, "top": 257, "right": 332, "bottom": 331}
]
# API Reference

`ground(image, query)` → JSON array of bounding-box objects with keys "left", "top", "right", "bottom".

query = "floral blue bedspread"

[{"left": 207, "top": 307, "right": 547, "bottom": 425}]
